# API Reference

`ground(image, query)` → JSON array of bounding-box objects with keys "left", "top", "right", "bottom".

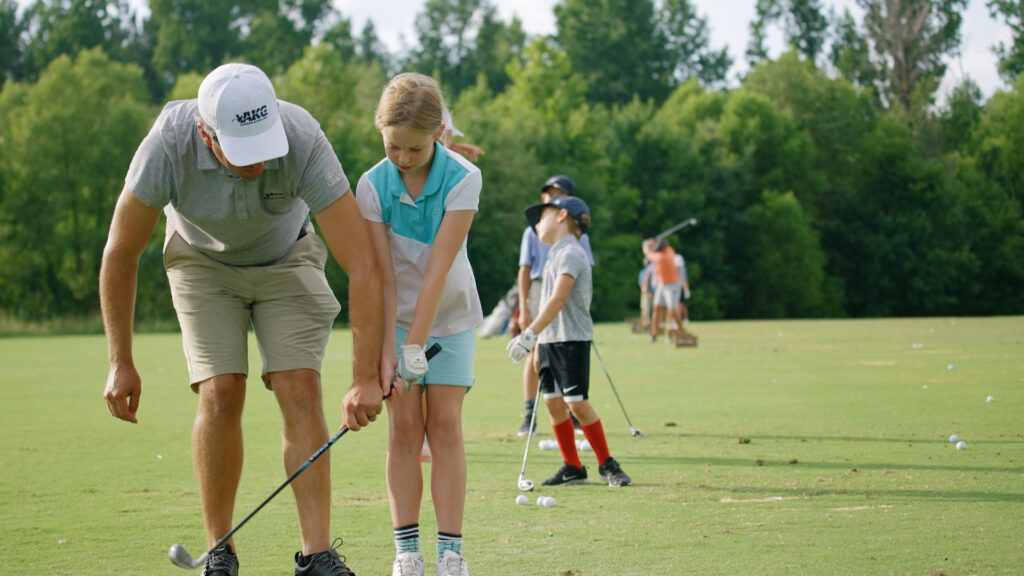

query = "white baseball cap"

[{"left": 198, "top": 63, "right": 288, "bottom": 166}]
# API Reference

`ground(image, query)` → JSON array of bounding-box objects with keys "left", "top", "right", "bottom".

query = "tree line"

[{"left": 1, "top": 0, "right": 1022, "bottom": 327}]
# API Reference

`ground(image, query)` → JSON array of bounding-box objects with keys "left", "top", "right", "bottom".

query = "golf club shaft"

[
  {"left": 654, "top": 218, "right": 697, "bottom": 241},
  {"left": 519, "top": 392, "right": 541, "bottom": 479},
  {"left": 591, "top": 341, "right": 636, "bottom": 431},
  {"left": 184, "top": 343, "right": 442, "bottom": 564}
]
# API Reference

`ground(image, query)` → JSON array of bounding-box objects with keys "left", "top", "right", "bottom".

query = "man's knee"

[
  {"left": 195, "top": 374, "right": 246, "bottom": 419},
  {"left": 271, "top": 369, "right": 324, "bottom": 418}
]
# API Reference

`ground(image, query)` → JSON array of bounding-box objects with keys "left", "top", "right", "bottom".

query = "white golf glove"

[
  {"left": 506, "top": 328, "right": 537, "bottom": 364},
  {"left": 397, "top": 344, "right": 429, "bottom": 386},
  {"left": 684, "top": 288, "right": 691, "bottom": 300}
]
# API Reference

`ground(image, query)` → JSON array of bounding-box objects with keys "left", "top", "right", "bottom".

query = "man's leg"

[
  {"left": 271, "top": 369, "right": 331, "bottom": 556},
  {"left": 194, "top": 374, "right": 247, "bottom": 551}
]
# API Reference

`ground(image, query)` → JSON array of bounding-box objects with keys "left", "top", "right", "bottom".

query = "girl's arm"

[
  {"left": 404, "top": 209, "right": 476, "bottom": 346},
  {"left": 364, "top": 220, "right": 399, "bottom": 395}
]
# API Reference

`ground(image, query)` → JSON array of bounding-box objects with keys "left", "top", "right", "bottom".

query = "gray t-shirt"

[
  {"left": 126, "top": 99, "right": 349, "bottom": 266},
  {"left": 538, "top": 235, "right": 593, "bottom": 344}
]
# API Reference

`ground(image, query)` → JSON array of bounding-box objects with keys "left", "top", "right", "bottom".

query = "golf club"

[
  {"left": 516, "top": 397, "right": 541, "bottom": 491},
  {"left": 169, "top": 343, "right": 442, "bottom": 570},
  {"left": 654, "top": 217, "right": 697, "bottom": 241},
  {"left": 591, "top": 341, "right": 643, "bottom": 438}
]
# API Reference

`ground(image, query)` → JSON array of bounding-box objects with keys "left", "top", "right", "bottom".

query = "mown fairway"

[{"left": 1, "top": 317, "right": 1021, "bottom": 575}]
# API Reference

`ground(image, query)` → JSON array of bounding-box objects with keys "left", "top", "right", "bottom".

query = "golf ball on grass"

[
  {"left": 949, "top": 434, "right": 959, "bottom": 443},
  {"left": 515, "top": 494, "right": 528, "bottom": 506},
  {"left": 956, "top": 441, "right": 967, "bottom": 450},
  {"left": 986, "top": 395, "right": 995, "bottom": 403}
]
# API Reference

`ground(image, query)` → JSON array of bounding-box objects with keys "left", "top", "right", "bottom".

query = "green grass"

[{"left": 1, "top": 317, "right": 1022, "bottom": 575}]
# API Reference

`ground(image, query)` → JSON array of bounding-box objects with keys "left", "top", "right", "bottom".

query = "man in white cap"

[{"left": 100, "top": 63, "right": 385, "bottom": 576}]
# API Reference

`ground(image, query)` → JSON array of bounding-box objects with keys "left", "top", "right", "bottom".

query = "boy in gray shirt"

[{"left": 506, "top": 195, "right": 632, "bottom": 487}]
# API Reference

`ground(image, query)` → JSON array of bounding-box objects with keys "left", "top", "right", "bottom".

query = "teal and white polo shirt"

[{"left": 356, "top": 143, "right": 483, "bottom": 336}]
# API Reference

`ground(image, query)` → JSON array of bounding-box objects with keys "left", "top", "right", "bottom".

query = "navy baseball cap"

[
  {"left": 524, "top": 194, "right": 591, "bottom": 234},
  {"left": 541, "top": 174, "right": 577, "bottom": 196}
]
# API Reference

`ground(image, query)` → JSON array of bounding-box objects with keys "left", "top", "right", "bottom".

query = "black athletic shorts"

[{"left": 536, "top": 341, "right": 591, "bottom": 403}]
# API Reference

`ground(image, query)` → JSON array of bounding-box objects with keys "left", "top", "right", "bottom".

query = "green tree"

[
  {"left": 988, "top": 0, "right": 1024, "bottom": 82},
  {"left": 19, "top": 0, "right": 143, "bottom": 82},
  {"left": 748, "top": 0, "right": 829, "bottom": 65},
  {"left": 147, "top": 0, "right": 243, "bottom": 84},
  {"left": 857, "top": 0, "right": 968, "bottom": 111},
  {"left": 1, "top": 0, "right": 29, "bottom": 85},
  {"left": 242, "top": 0, "right": 335, "bottom": 76},
  {"left": 0, "top": 48, "right": 152, "bottom": 319},
  {"left": 737, "top": 191, "right": 832, "bottom": 317},
  {"left": 554, "top": 0, "right": 668, "bottom": 105},
  {"left": 657, "top": 0, "right": 732, "bottom": 88}
]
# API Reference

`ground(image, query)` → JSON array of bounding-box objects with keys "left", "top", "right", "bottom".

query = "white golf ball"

[
  {"left": 543, "top": 496, "right": 556, "bottom": 508},
  {"left": 947, "top": 364, "right": 954, "bottom": 370},
  {"left": 515, "top": 494, "right": 528, "bottom": 506},
  {"left": 986, "top": 395, "right": 995, "bottom": 403},
  {"left": 949, "top": 434, "right": 959, "bottom": 443},
  {"left": 536, "top": 496, "right": 548, "bottom": 507},
  {"left": 956, "top": 441, "right": 967, "bottom": 450}
]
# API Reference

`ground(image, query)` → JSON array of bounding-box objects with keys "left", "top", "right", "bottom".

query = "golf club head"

[
  {"left": 631, "top": 427, "right": 644, "bottom": 439},
  {"left": 518, "top": 477, "right": 535, "bottom": 491},
  {"left": 169, "top": 544, "right": 203, "bottom": 569}
]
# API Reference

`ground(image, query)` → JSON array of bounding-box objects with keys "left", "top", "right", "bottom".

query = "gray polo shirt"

[
  {"left": 126, "top": 99, "right": 349, "bottom": 266},
  {"left": 538, "top": 235, "right": 593, "bottom": 344}
]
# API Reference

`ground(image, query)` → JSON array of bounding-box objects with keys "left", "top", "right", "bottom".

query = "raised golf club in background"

[
  {"left": 169, "top": 342, "right": 443, "bottom": 570},
  {"left": 654, "top": 217, "right": 697, "bottom": 241},
  {"left": 516, "top": 395, "right": 542, "bottom": 492},
  {"left": 592, "top": 341, "right": 643, "bottom": 438}
]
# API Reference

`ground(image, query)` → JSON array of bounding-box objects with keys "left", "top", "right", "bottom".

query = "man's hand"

[
  {"left": 684, "top": 288, "right": 691, "bottom": 300},
  {"left": 397, "top": 344, "right": 428, "bottom": 386},
  {"left": 104, "top": 364, "right": 142, "bottom": 423},
  {"left": 506, "top": 327, "right": 537, "bottom": 364},
  {"left": 342, "top": 381, "right": 383, "bottom": 431}
]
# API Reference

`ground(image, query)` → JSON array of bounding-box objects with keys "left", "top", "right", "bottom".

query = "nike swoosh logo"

[{"left": 562, "top": 475, "right": 576, "bottom": 481}]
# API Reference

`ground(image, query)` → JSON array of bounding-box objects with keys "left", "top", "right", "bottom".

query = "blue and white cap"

[
  {"left": 524, "top": 194, "right": 591, "bottom": 234},
  {"left": 198, "top": 63, "right": 288, "bottom": 166}
]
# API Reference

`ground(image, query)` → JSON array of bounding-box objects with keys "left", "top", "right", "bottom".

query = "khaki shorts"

[
  {"left": 527, "top": 279, "right": 542, "bottom": 318},
  {"left": 163, "top": 231, "right": 341, "bottom": 390}
]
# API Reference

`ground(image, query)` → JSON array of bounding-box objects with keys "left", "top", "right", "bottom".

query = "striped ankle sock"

[
  {"left": 394, "top": 523, "right": 419, "bottom": 554},
  {"left": 437, "top": 531, "right": 462, "bottom": 559}
]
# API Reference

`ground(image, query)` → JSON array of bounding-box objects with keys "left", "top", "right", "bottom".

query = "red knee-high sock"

[
  {"left": 553, "top": 418, "right": 582, "bottom": 468},
  {"left": 581, "top": 419, "right": 612, "bottom": 465}
]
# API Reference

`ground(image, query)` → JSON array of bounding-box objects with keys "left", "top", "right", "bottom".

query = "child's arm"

[
  {"left": 527, "top": 273, "right": 576, "bottom": 335},
  {"left": 404, "top": 210, "right": 476, "bottom": 347},
  {"left": 507, "top": 273, "right": 576, "bottom": 364}
]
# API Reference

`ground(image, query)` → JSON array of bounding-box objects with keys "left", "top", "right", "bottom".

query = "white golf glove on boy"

[
  {"left": 397, "top": 344, "right": 429, "bottom": 386},
  {"left": 506, "top": 328, "right": 537, "bottom": 364}
]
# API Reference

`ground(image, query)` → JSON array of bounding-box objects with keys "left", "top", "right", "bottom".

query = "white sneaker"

[
  {"left": 436, "top": 550, "right": 470, "bottom": 576},
  {"left": 392, "top": 552, "right": 425, "bottom": 576}
]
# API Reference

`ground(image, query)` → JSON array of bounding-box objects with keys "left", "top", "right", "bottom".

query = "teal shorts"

[{"left": 395, "top": 327, "right": 476, "bottom": 388}]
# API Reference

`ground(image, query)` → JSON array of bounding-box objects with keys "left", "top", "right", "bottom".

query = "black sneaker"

[
  {"left": 598, "top": 457, "right": 632, "bottom": 487},
  {"left": 541, "top": 462, "right": 589, "bottom": 486},
  {"left": 517, "top": 411, "right": 537, "bottom": 437},
  {"left": 201, "top": 545, "right": 238, "bottom": 576},
  {"left": 294, "top": 538, "right": 355, "bottom": 576}
]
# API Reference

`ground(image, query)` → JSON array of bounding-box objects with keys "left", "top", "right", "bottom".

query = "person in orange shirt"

[{"left": 642, "top": 238, "right": 685, "bottom": 342}]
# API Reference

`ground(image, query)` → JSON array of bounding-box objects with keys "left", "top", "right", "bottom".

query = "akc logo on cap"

[{"left": 235, "top": 105, "right": 269, "bottom": 127}]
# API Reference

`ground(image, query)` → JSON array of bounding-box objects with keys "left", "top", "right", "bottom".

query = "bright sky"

[{"left": 335, "top": 0, "right": 1014, "bottom": 101}]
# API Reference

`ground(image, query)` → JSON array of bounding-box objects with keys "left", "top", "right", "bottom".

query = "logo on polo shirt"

[{"left": 235, "top": 105, "right": 269, "bottom": 127}]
